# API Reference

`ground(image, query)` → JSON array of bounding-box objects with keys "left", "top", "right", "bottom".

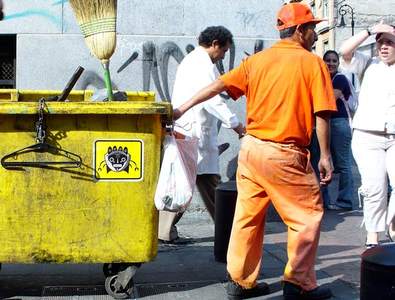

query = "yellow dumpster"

[{"left": 0, "top": 90, "right": 171, "bottom": 298}]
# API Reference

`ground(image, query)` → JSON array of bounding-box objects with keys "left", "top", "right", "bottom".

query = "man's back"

[
  {"left": 221, "top": 39, "right": 334, "bottom": 146},
  {"left": 172, "top": 47, "right": 215, "bottom": 110}
]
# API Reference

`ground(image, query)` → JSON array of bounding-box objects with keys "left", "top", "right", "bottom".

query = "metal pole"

[{"left": 351, "top": 9, "right": 355, "bottom": 36}]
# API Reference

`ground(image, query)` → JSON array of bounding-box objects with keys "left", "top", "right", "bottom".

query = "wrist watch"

[{"left": 366, "top": 26, "right": 372, "bottom": 36}]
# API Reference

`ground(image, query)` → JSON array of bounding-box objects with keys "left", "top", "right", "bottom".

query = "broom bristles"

[
  {"left": 86, "top": 32, "right": 116, "bottom": 62},
  {"left": 69, "top": 0, "right": 117, "bottom": 26},
  {"left": 69, "top": 0, "right": 117, "bottom": 61}
]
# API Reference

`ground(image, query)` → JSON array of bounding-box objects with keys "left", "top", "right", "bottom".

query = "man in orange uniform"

[{"left": 174, "top": 2, "right": 336, "bottom": 299}]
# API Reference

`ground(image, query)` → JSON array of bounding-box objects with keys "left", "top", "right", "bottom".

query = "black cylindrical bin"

[
  {"left": 360, "top": 243, "right": 395, "bottom": 300},
  {"left": 214, "top": 181, "right": 237, "bottom": 263}
]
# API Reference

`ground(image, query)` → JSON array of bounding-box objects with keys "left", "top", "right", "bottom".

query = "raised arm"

[
  {"left": 339, "top": 22, "right": 395, "bottom": 60},
  {"left": 173, "top": 79, "right": 226, "bottom": 120}
]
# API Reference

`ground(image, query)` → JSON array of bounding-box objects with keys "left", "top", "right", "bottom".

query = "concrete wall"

[
  {"left": 0, "top": 0, "right": 283, "bottom": 91},
  {"left": 0, "top": 0, "right": 284, "bottom": 211}
]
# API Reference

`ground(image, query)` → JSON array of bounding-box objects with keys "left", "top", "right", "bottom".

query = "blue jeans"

[{"left": 310, "top": 118, "right": 354, "bottom": 208}]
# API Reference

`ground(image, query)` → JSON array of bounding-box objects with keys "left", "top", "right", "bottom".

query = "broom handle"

[{"left": 102, "top": 60, "right": 114, "bottom": 101}]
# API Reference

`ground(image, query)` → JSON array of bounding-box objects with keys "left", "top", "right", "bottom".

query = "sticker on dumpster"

[{"left": 94, "top": 139, "right": 143, "bottom": 181}]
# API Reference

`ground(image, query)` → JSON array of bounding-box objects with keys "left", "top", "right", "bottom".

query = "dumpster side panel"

[{"left": 0, "top": 114, "right": 161, "bottom": 263}]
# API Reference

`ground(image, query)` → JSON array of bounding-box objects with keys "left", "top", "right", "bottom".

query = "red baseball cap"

[{"left": 276, "top": 3, "right": 325, "bottom": 30}]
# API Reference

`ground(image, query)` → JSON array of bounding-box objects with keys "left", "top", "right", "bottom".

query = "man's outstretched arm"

[{"left": 173, "top": 79, "right": 226, "bottom": 120}]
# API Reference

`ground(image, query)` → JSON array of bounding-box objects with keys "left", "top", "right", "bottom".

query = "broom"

[{"left": 69, "top": 0, "right": 117, "bottom": 101}]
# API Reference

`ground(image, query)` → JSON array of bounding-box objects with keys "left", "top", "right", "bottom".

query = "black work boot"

[
  {"left": 283, "top": 281, "right": 332, "bottom": 300},
  {"left": 226, "top": 279, "right": 270, "bottom": 300}
]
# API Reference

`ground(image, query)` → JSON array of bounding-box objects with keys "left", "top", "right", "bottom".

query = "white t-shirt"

[{"left": 352, "top": 58, "right": 395, "bottom": 133}]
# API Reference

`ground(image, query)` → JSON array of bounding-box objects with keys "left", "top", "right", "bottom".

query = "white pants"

[{"left": 352, "top": 129, "right": 395, "bottom": 232}]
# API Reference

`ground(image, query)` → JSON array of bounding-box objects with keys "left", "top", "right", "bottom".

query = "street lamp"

[{"left": 338, "top": 3, "right": 355, "bottom": 36}]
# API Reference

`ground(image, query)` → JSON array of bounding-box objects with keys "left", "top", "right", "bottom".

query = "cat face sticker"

[{"left": 94, "top": 140, "right": 143, "bottom": 181}]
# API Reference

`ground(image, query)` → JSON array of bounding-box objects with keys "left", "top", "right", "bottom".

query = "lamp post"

[{"left": 338, "top": 3, "right": 355, "bottom": 36}]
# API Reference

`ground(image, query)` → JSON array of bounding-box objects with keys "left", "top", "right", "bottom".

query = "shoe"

[
  {"left": 326, "top": 204, "right": 352, "bottom": 211},
  {"left": 158, "top": 236, "right": 193, "bottom": 245},
  {"left": 226, "top": 279, "right": 270, "bottom": 299},
  {"left": 336, "top": 199, "right": 353, "bottom": 211},
  {"left": 365, "top": 240, "right": 379, "bottom": 250},
  {"left": 365, "top": 243, "right": 379, "bottom": 250},
  {"left": 326, "top": 204, "right": 342, "bottom": 211},
  {"left": 365, "top": 236, "right": 380, "bottom": 250},
  {"left": 283, "top": 281, "right": 332, "bottom": 300}
]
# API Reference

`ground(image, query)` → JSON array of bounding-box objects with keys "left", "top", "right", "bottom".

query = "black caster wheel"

[
  {"left": 103, "top": 263, "right": 122, "bottom": 277},
  {"left": 105, "top": 274, "right": 134, "bottom": 299}
]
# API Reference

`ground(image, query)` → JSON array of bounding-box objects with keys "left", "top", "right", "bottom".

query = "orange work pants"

[{"left": 227, "top": 135, "right": 323, "bottom": 291}]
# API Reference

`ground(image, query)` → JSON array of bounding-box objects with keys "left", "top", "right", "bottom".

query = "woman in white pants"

[{"left": 340, "top": 22, "right": 395, "bottom": 248}]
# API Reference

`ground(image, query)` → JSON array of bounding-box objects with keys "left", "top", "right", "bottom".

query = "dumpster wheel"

[
  {"left": 103, "top": 262, "right": 141, "bottom": 277},
  {"left": 103, "top": 263, "right": 122, "bottom": 277},
  {"left": 105, "top": 274, "right": 134, "bottom": 299}
]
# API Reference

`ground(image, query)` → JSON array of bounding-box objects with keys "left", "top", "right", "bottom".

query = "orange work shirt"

[{"left": 220, "top": 39, "right": 336, "bottom": 147}]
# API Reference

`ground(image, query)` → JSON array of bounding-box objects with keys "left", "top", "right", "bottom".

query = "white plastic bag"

[{"left": 154, "top": 135, "right": 198, "bottom": 212}]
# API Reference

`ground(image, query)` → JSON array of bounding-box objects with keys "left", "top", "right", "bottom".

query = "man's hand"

[
  {"left": 371, "top": 21, "right": 395, "bottom": 35},
  {"left": 333, "top": 89, "right": 344, "bottom": 100},
  {"left": 173, "top": 108, "right": 182, "bottom": 120},
  {"left": 233, "top": 122, "right": 246, "bottom": 138},
  {"left": 318, "top": 155, "right": 334, "bottom": 186}
]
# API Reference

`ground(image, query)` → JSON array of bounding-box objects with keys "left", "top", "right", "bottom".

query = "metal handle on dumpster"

[
  {"left": 1, "top": 142, "right": 82, "bottom": 169},
  {"left": 47, "top": 66, "right": 85, "bottom": 102}
]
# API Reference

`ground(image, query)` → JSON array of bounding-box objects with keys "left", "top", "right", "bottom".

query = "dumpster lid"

[
  {"left": 0, "top": 101, "right": 172, "bottom": 115},
  {"left": 362, "top": 243, "right": 395, "bottom": 266}
]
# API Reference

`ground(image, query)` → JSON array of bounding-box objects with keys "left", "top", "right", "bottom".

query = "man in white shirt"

[{"left": 158, "top": 26, "right": 245, "bottom": 243}]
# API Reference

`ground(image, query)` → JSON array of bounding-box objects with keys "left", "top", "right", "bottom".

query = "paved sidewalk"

[
  {"left": 135, "top": 209, "right": 364, "bottom": 300},
  {"left": 0, "top": 208, "right": 366, "bottom": 299}
]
